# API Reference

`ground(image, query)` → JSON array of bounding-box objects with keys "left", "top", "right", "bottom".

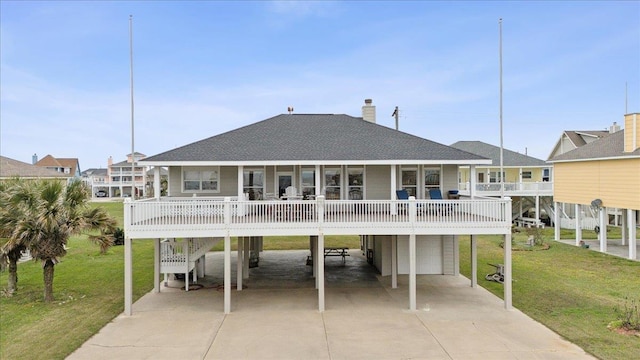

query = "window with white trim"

[
  {"left": 243, "top": 169, "right": 264, "bottom": 200},
  {"left": 348, "top": 167, "right": 363, "bottom": 200},
  {"left": 301, "top": 168, "right": 316, "bottom": 198},
  {"left": 424, "top": 168, "right": 440, "bottom": 193},
  {"left": 324, "top": 168, "right": 341, "bottom": 199},
  {"left": 489, "top": 171, "right": 505, "bottom": 183},
  {"left": 401, "top": 169, "right": 417, "bottom": 197},
  {"left": 182, "top": 167, "right": 219, "bottom": 192}
]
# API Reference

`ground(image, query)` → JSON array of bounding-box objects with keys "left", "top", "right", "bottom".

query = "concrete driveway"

[{"left": 68, "top": 250, "right": 594, "bottom": 359}]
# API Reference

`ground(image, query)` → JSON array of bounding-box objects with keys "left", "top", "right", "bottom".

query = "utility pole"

[{"left": 392, "top": 106, "right": 399, "bottom": 130}]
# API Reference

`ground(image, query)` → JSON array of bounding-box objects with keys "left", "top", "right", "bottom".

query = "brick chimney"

[
  {"left": 609, "top": 121, "right": 621, "bottom": 134},
  {"left": 624, "top": 113, "right": 639, "bottom": 153},
  {"left": 362, "top": 99, "right": 376, "bottom": 123},
  {"left": 107, "top": 156, "right": 113, "bottom": 178}
]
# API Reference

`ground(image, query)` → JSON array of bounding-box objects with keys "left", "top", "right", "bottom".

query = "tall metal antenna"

[
  {"left": 129, "top": 15, "right": 136, "bottom": 200},
  {"left": 392, "top": 106, "right": 399, "bottom": 130},
  {"left": 499, "top": 18, "right": 504, "bottom": 199}
]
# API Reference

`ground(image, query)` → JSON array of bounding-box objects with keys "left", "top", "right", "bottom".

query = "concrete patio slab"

[{"left": 67, "top": 250, "right": 594, "bottom": 360}]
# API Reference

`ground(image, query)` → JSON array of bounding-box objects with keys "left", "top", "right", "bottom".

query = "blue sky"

[{"left": 1, "top": 1, "right": 638, "bottom": 169}]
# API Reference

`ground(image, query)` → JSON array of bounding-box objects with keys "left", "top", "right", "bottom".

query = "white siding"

[
  {"left": 374, "top": 235, "right": 393, "bottom": 276},
  {"left": 397, "top": 235, "right": 445, "bottom": 274},
  {"left": 366, "top": 165, "right": 391, "bottom": 200}
]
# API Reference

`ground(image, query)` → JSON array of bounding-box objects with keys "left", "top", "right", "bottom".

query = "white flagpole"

[
  {"left": 129, "top": 15, "right": 136, "bottom": 200},
  {"left": 499, "top": 18, "right": 504, "bottom": 199}
]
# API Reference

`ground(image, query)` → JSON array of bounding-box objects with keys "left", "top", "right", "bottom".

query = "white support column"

[
  {"left": 554, "top": 201, "right": 561, "bottom": 241},
  {"left": 470, "top": 235, "right": 477, "bottom": 288},
  {"left": 391, "top": 235, "right": 397, "bottom": 289},
  {"left": 575, "top": 204, "right": 582, "bottom": 246},
  {"left": 237, "top": 237, "right": 243, "bottom": 291},
  {"left": 518, "top": 167, "right": 523, "bottom": 191},
  {"left": 224, "top": 235, "right": 231, "bottom": 314},
  {"left": 535, "top": 195, "right": 540, "bottom": 222},
  {"left": 243, "top": 237, "right": 250, "bottom": 279},
  {"left": 311, "top": 236, "right": 317, "bottom": 281},
  {"left": 154, "top": 166, "right": 161, "bottom": 199},
  {"left": 469, "top": 165, "right": 476, "bottom": 199},
  {"left": 409, "top": 233, "right": 416, "bottom": 311},
  {"left": 315, "top": 165, "right": 321, "bottom": 196},
  {"left": 390, "top": 165, "right": 397, "bottom": 214},
  {"left": 599, "top": 207, "right": 607, "bottom": 253},
  {"left": 154, "top": 238, "right": 160, "bottom": 293},
  {"left": 237, "top": 165, "right": 244, "bottom": 198},
  {"left": 504, "top": 232, "right": 512, "bottom": 310},
  {"left": 317, "top": 233, "right": 325, "bottom": 312},
  {"left": 124, "top": 236, "right": 133, "bottom": 316},
  {"left": 621, "top": 210, "right": 627, "bottom": 246},
  {"left": 628, "top": 209, "right": 637, "bottom": 260}
]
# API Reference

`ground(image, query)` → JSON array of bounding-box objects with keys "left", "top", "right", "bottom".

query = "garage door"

[{"left": 397, "top": 235, "right": 443, "bottom": 274}]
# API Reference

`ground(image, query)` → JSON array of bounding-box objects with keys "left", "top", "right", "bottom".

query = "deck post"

[
  {"left": 599, "top": 207, "right": 607, "bottom": 253},
  {"left": 469, "top": 165, "right": 476, "bottom": 199},
  {"left": 628, "top": 209, "right": 637, "bottom": 260},
  {"left": 124, "top": 236, "right": 133, "bottom": 316},
  {"left": 470, "top": 235, "right": 477, "bottom": 288},
  {"left": 237, "top": 237, "right": 243, "bottom": 291},
  {"left": 390, "top": 165, "right": 397, "bottom": 215},
  {"left": 409, "top": 233, "right": 416, "bottom": 311},
  {"left": 224, "top": 234, "right": 231, "bottom": 314},
  {"left": 504, "top": 197, "right": 512, "bottom": 310},
  {"left": 153, "top": 166, "right": 161, "bottom": 200},
  {"left": 391, "top": 235, "right": 397, "bottom": 289},
  {"left": 409, "top": 196, "right": 417, "bottom": 311},
  {"left": 243, "top": 237, "right": 250, "bottom": 279},
  {"left": 504, "top": 232, "right": 512, "bottom": 310},
  {"left": 554, "top": 201, "right": 560, "bottom": 241},
  {"left": 621, "top": 210, "right": 627, "bottom": 246},
  {"left": 318, "top": 232, "right": 325, "bottom": 312},
  {"left": 575, "top": 203, "right": 582, "bottom": 246},
  {"left": 154, "top": 238, "right": 160, "bottom": 293}
]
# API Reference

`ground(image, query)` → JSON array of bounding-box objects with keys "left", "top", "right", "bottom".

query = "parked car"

[{"left": 95, "top": 190, "right": 108, "bottom": 197}]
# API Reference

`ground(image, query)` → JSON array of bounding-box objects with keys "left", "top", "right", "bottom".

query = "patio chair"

[
  {"left": 428, "top": 189, "right": 451, "bottom": 215},
  {"left": 428, "top": 189, "right": 443, "bottom": 199},
  {"left": 395, "top": 189, "right": 423, "bottom": 214}
]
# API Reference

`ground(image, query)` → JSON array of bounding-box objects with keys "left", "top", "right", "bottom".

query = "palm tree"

[
  {"left": 2, "top": 179, "right": 117, "bottom": 302},
  {"left": 0, "top": 179, "right": 32, "bottom": 295}
]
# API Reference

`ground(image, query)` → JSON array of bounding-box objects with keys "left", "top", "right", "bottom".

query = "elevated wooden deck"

[{"left": 124, "top": 197, "right": 512, "bottom": 238}]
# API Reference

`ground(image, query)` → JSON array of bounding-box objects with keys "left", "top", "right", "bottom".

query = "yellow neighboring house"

[{"left": 548, "top": 113, "right": 639, "bottom": 260}]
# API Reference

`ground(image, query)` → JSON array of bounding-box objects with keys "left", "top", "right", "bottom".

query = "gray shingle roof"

[
  {"left": 142, "top": 114, "right": 488, "bottom": 163},
  {"left": 450, "top": 141, "right": 547, "bottom": 167},
  {"left": 549, "top": 130, "right": 640, "bottom": 162},
  {"left": 0, "top": 156, "right": 70, "bottom": 178}
]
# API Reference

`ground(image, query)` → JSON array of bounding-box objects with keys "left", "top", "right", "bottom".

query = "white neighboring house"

[
  {"left": 84, "top": 153, "right": 148, "bottom": 198},
  {"left": 123, "top": 99, "right": 514, "bottom": 316}
]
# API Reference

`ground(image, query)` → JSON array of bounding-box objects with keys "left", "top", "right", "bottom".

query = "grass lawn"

[
  {"left": 459, "top": 228, "right": 640, "bottom": 360},
  {"left": 1, "top": 201, "right": 638, "bottom": 359}
]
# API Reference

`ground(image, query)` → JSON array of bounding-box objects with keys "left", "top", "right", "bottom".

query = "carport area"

[{"left": 69, "top": 250, "right": 593, "bottom": 359}]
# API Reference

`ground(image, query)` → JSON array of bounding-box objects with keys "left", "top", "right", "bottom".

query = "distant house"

[
  {"left": 33, "top": 154, "right": 81, "bottom": 178},
  {"left": 83, "top": 153, "right": 148, "bottom": 198},
  {"left": 121, "top": 99, "right": 514, "bottom": 316},
  {"left": 548, "top": 113, "right": 639, "bottom": 260},
  {"left": 450, "top": 141, "right": 553, "bottom": 226},
  {"left": 0, "top": 156, "right": 70, "bottom": 182},
  {"left": 547, "top": 127, "right": 616, "bottom": 160}
]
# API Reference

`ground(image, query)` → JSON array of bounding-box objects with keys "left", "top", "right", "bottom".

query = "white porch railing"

[
  {"left": 124, "top": 196, "right": 512, "bottom": 238},
  {"left": 458, "top": 182, "right": 553, "bottom": 196}
]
